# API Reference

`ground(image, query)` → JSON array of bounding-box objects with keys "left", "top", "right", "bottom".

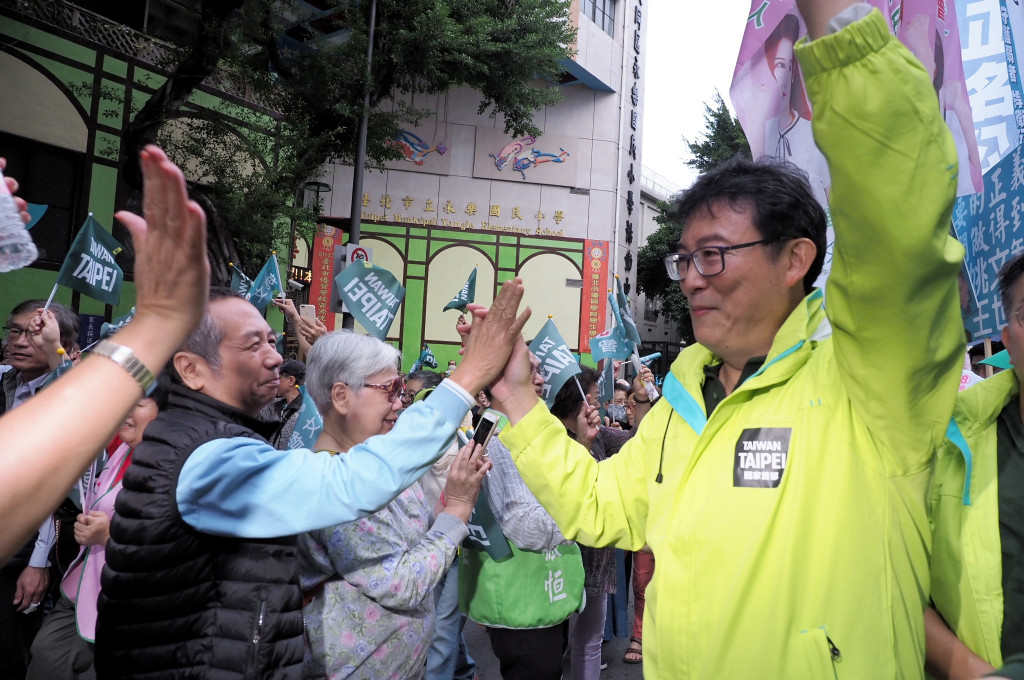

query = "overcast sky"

[{"left": 641, "top": 0, "right": 750, "bottom": 191}]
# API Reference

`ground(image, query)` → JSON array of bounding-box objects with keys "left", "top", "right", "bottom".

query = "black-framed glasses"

[
  {"left": 363, "top": 376, "right": 405, "bottom": 402},
  {"left": 2, "top": 325, "right": 28, "bottom": 340},
  {"left": 663, "top": 238, "right": 785, "bottom": 281}
]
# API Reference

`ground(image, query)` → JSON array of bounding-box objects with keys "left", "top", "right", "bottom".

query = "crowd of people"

[{"left": 4, "top": 1, "right": 1024, "bottom": 679}]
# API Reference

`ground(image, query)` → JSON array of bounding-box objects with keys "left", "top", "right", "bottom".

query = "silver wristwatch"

[{"left": 90, "top": 339, "right": 156, "bottom": 395}]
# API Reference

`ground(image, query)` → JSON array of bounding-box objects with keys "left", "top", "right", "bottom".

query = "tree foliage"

[
  {"left": 682, "top": 92, "right": 751, "bottom": 173},
  {"left": 635, "top": 93, "right": 749, "bottom": 344},
  {"left": 116, "top": 0, "right": 575, "bottom": 280}
]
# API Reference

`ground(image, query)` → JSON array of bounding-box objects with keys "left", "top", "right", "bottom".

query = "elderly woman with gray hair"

[{"left": 299, "top": 331, "right": 490, "bottom": 680}]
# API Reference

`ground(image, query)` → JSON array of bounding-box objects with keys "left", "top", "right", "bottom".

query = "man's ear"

[
  {"left": 330, "top": 382, "right": 351, "bottom": 417},
  {"left": 783, "top": 237, "right": 816, "bottom": 289},
  {"left": 173, "top": 351, "right": 207, "bottom": 391}
]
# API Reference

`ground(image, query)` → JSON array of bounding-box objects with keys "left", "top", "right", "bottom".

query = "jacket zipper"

[
  {"left": 826, "top": 633, "right": 842, "bottom": 678},
  {"left": 246, "top": 599, "right": 267, "bottom": 680}
]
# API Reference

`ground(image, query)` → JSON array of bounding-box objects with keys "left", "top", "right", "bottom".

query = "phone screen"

[{"left": 473, "top": 415, "right": 497, "bottom": 449}]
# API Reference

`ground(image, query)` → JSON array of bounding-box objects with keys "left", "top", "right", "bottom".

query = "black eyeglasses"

[
  {"left": 363, "top": 376, "right": 405, "bottom": 402},
  {"left": 2, "top": 325, "right": 28, "bottom": 340},
  {"left": 663, "top": 238, "right": 786, "bottom": 281}
]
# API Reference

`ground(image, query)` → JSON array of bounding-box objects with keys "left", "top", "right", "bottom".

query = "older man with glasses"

[
  {"left": 96, "top": 280, "right": 530, "bottom": 680},
  {"left": 1, "top": 299, "right": 79, "bottom": 680},
  {"left": 487, "top": 1, "right": 967, "bottom": 677}
]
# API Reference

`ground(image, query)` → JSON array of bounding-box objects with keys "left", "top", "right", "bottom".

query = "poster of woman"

[{"left": 731, "top": 0, "right": 983, "bottom": 202}]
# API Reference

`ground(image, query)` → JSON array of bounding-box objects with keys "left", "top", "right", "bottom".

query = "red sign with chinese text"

[
  {"left": 580, "top": 240, "right": 610, "bottom": 353},
  {"left": 310, "top": 225, "right": 341, "bottom": 331}
]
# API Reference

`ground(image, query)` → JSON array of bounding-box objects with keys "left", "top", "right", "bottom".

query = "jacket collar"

[
  {"left": 950, "top": 367, "right": 1020, "bottom": 445},
  {"left": 666, "top": 289, "right": 828, "bottom": 419},
  {"left": 166, "top": 382, "right": 278, "bottom": 439}
]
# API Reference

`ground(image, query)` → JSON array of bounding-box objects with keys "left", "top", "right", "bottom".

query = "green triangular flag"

[
  {"left": 55, "top": 215, "right": 124, "bottom": 306},
  {"left": 444, "top": 267, "right": 477, "bottom": 312},
  {"left": 230, "top": 263, "right": 254, "bottom": 296},
  {"left": 334, "top": 261, "right": 406, "bottom": 340},
  {"left": 528, "top": 318, "right": 582, "bottom": 408},
  {"left": 246, "top": 253, "right": 283, "bottom": 313}
]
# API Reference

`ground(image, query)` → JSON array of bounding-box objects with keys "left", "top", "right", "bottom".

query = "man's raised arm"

[{"left": 796, "top": 6, "right": 964, "bottom": 472}]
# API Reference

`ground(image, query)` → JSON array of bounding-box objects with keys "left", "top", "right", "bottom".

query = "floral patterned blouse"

[{"left": 298, "top": 477, "right": 469, "bottom": 680}]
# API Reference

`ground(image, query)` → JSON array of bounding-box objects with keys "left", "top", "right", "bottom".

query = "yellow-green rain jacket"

[
  {"left": 501, "top": 11, "right": 964, "bottom": 678},
  {"left": 931, "top": 369, "right": 1020, "bottom": 668}
]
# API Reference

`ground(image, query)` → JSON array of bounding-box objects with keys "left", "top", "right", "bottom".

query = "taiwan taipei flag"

[
  {"left": 56, "top": 215, "right": 124, "bottom": 305},
  {"left": 529, "top": 318, "right": 582, "bottom": 408},
  {"left": 334, "top": 261, "right": 406, "bottom": 340}
]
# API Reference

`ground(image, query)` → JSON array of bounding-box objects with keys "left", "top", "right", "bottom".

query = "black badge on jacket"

[{"left": 733, "top": 428, "right": 792, "bottom": 488}]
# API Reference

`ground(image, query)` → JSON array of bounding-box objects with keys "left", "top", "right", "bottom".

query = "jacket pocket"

[
  {"left": 245, "top": 594, "right": 268, "bottom": 680},
  {"left": 798, "top": 625, "right": 842, "bottom": 679}
]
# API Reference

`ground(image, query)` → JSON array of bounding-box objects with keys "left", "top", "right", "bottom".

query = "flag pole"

[
  {"left": 41, "top": 283, "right": 59, "bottom": 312},
  {"left": 630, "top": 349, "right": 660, "bottom": 401}
]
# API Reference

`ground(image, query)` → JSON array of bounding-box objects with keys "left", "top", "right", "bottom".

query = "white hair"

[{"left": 305, "top": 331, "right": 402, "bottom": 415}]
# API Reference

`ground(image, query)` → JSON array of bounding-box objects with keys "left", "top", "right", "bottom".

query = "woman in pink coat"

[{"left": 26, "top": 385, "right": 166, "bottom": 680}]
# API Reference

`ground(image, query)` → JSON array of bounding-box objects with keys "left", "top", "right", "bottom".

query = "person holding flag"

[
  {"left": 1, "top": 300, "right": 80, "bottom": 677},
  {"left": 485, "top": 1, "right": 966, "bottom": 677}
]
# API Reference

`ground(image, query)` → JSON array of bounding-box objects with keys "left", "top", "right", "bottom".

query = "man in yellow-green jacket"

[
  {"left": 487, "top": 2, "right": 965, "bottom": 678},
  {"left": 927, "top": 254, "right": 1024, "bottom": 679}
]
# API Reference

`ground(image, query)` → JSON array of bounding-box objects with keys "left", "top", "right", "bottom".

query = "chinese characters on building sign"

[
  {"left": 357, "top": 193, "right": 568, "bottom": 237},
  {"left": 623, "top": 0, "right": 643, "bottom": 297}
]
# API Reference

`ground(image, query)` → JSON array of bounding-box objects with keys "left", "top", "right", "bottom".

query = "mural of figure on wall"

[
  {"left": 489, "top": 135, "right": 571, "bottom": 179},
  {"left": 388, "top": 130, "right": 447, "bottom": 165}
]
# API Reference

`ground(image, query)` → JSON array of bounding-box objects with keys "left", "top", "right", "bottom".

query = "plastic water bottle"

[{"left": 0, "top": 167, "right": 38, "bottom": 272}]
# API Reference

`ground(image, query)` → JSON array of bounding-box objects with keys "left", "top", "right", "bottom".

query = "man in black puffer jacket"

[{"left": 96, "top": 285, "right": 526, "bottom": 679}]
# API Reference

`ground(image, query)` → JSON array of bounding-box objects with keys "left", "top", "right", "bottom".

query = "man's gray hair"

[
  {"left": 305, "top": 331, "right": 402, "bottom": 415},
  {"left": 178, "top": 287, "right": 245, "bottom": 372}
]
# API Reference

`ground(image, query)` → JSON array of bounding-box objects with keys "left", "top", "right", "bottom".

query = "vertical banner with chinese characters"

[
  {"left": 580, "top": 240, "right": 610, "bottom": 353},
  {"left": 952, "top": 143, "right": 1023, "bottom": 340},
  {"left": 309, "top": 225, "right": 339, "bottom": 330}
]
